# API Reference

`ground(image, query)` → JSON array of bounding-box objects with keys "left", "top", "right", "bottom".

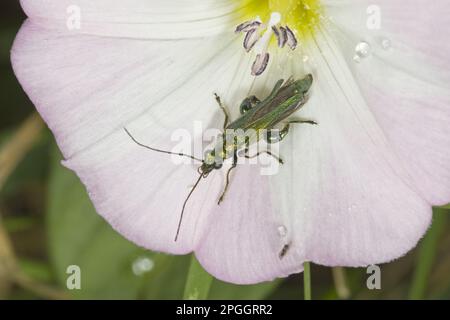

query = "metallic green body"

[{"left": 203, "top": 74, "right": 313, "bottom": 169}]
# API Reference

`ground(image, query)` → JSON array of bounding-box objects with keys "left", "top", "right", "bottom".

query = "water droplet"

[
  {"left": 355, "top": 41, "right": 371, "bottom": 57},
  {"left": 302, "top": 55, "right": 309, "bottom": 62},
  {"left": 381, "top": 38, "right": 391, "bottom": 50},
  {"left": 277, "top": 225, "right": 287, "bottom": 237},
  {"left": 353, "top": 41, "right": 371, "bottom": 63},
  {"left": 132, "top": 256, "right": 154, "bottom": 276}
]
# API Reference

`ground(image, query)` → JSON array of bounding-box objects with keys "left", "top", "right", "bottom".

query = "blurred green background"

[{"left": 1, "top": 1, "right": 450, "bottom": 300}]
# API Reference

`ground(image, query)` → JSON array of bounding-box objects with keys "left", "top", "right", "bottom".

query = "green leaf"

[
  {"left": 409, "top": 208, "right": 448, "bottom": 299},
  {"left": 183, "top": 255, "right": 213, "bottom": 300},
  {"left": 46, "top": 145, "right": 188, "bottom": 299}
]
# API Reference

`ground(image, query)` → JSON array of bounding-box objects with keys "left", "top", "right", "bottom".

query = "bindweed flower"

[{"left": 11, "top": 0, "right": 450, "bottom": 284}]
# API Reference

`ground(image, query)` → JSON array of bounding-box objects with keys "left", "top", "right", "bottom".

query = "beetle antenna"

[
  {"left": 175, "top": 172, "right": 204, "bottom": 242},
  {"left": 124, "top": 128, "right": 203, "bottom": 163}
]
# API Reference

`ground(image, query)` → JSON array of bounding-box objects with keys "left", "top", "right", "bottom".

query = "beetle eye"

[
  {"left": 239, "top": 95, "right": 260, "bottom": 114},
  {"left": 240, "top": 100, "right": 252, "bottom": 114}
]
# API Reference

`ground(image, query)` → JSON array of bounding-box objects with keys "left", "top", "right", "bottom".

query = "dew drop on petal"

[
  {"left": 354, "top": 41, "right": 371, "bottom": 62},
  {"left": 132, "top": 256, "right": 155, "bottom": 276}
]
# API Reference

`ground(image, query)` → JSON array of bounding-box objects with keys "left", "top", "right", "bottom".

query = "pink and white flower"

[{"left": 11, "top": 0, "right": 450, "bottom": 284}]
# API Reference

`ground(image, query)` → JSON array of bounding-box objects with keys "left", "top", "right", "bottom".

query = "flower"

[{"left": 11, "top": 0, "right": 450, "bottom": 284}]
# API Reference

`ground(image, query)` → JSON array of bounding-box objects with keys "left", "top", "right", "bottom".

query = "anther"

[
  {"left": 235, "top": 20, "right": 261, "bottom": 33},
  {"left": 236, "top": 12, "right": 299, "bottom": 76},
  {"left": 285, "top": 26, "right": 297, "bottom": 50},
  {"left": 251, "top": 53, "right": 270, "bottom": 76},
  {"left": 272, "top": 26, "right": 286, "bottom": 48},
  {"left": 243, "top": 28, "right": 260, "bottom": 52}
]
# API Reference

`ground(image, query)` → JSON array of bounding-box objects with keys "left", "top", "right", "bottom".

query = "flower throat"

[{"left": 236, "top": 0, "right": 323, "bottom": 76}]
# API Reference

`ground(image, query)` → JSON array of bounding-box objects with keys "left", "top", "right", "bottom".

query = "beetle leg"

[
  {"left": 244, "top": 150, "right": 284, "bottom": 164},
  {"left": 288, "top": 118, "right": 318, "bottom": 126},
  {"left": 265, "top": 123, "right": 291, "bottom": 144},
  {"left": 218, "top": 152, "right": 238, "bottom": 205},
  {"left": 242, "top": 136, "right": 283, "bottom": 164},
  {"left": 266, "top": 118, "right": 317, "bottom": 144},
  {"left": 214, "top": 93, "right": 230, "bottom": 130}
]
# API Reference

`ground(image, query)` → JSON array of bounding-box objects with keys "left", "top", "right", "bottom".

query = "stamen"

[
  {"left": 278, "top": 26, "right": 288, "bottom": 48},
  {"left": 243, "top": 28, "right": 260, "bottom": 52},
  {"left": 272, "top": 26, "right": 286, "bottom": 48},
  {"left": 271, "top": 26, "right": 280, "bottom": 40},
  {"left": 236, "top": 12, "right": 299, "bottom": 76},
  {"left": 251, "top": 53, "right": 270, "bottom": 76},
  {"left": 235, "top": 20, "right": 261, "bottom": 33},
  {"left": 285, "top": 26, "right": 297, "bottom": 50}
]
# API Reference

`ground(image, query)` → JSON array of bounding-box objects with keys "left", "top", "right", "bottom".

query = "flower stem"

[
  {"left": 183, "top": 255, "right": 213, "bottom": 300},
  {"left": 303, "top": 262, "right": 311, "bottom": 300}
]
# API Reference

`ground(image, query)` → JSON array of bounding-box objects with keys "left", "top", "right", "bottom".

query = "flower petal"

[
  {"left": 195, "top": 34, "right": 433, "bottom": 283},
  {"left": 196, "top": 164, "right": 305, "bottom": 284},
  {"left": 325, "top": 0, "right": 450, "bottom": 68},
  {"left": 326, "top": 0, "right": 450, "bottom": 205},
  {"left": 63, "top": 129, "right": 224, "bottom": 254},
  {"left": 284, "top": 34, "right": 432, "bottom": 267},
  {"left": 12, "top": 21, "right": 247, "bottom": 158},
  {"left": 11, "top": 1, "right": 443, "bottom": 284},
  {"left": 20, "top": 0, "right": 248, "bottom": 38},
  {"left": 12, "top": 19, "right": 267, "bottom": 254}
]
